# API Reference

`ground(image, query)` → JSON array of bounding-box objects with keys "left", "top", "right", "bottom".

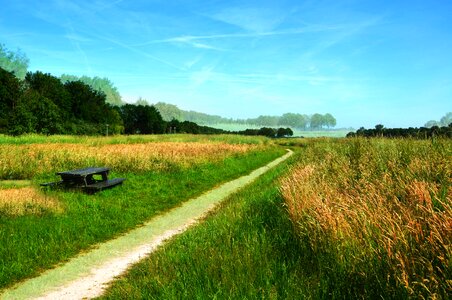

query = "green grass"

[
  {"left": 0, "top": 180, "right": 31, "bottom": 189},
  {"left": 99, "top": 150, "right": 316, "bottom": 299},
  {"left": 0, "top": 146, "right": 284, "bottom": 289},
  {"left": 99, "top": 138, "right": 451, "bottom": 299},
  {"left": 0, "top": 133, "right": 271, "bottom": 145}
]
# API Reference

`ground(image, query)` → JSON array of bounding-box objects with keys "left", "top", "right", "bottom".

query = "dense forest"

[{"left": 1, "top": 66, "right": 242, "bottom": 135}]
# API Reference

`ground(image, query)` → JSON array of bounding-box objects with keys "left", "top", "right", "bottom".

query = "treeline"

[
  {"left": 0, "top": 67, "right": 230, "bottom": 136},
  {"left": 237, "top": 127, "right": 293, "bottom": 138},
  {"left": 346, "top": 124, "right": 452, "bottom": 138},
  {"left": 0, "top": 68, "right": 124, "bottom": 135},
  {"left": 424, "top": 112, "right": 451, "bottom": 128},
  {"left": 154, "top": 102, "right": 336, "bottom": 129}
]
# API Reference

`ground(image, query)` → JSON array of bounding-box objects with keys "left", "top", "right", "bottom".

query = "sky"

[{"left": 1, "top": 0, "right": 451, "bottom": 128}]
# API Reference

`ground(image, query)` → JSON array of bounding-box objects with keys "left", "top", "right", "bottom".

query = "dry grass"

[
  {"left": 0, "top": 187, "right": 62, "bottom": 216},
  {"left": 280, "top": 138, "right": 451, "bottom": 297},
  {"left": 0, "top": 142, "right": 257, "bottom": 179}
]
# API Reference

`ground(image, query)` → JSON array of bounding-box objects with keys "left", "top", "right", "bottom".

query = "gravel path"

[{"left": 1, "top": 150, "right": 293, "bottom": 300}]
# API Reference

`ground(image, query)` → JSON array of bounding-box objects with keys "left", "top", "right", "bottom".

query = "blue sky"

[{"left": 1, "top": 0, "right": 451, "bottom": 128}]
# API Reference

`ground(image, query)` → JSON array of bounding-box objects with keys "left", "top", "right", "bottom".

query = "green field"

[
  {"left": 1, "top": 135, "right": 450, "bottom": 298},
  {"left": 100, "top": 137, "right": 451, "bottom": 299},
  {"left": 0, "top": 134, "right": 283, "bottom": 289}
]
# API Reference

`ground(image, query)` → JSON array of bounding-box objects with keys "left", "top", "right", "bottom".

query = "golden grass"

[
  {"left": 0, "top": 187, "right": 62, "bottom": 216},
  {"left": 280, "top": 138, "right": 451, "bottom": 297},
  {"left": 0, "top": 142, "right": 258, "bottom": 179}
]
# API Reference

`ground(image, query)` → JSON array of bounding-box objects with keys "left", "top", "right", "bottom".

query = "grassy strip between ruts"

[
  {"left": 98, "top": 150, "right": 315, "bottom": 299},
  {"left": 0, "top": 147, "right": 284, "bottom": 290}
]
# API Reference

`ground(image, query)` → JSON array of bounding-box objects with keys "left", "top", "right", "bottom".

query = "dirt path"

[{"left": 1, "top": 150, "right": 293, "bottom": 300}]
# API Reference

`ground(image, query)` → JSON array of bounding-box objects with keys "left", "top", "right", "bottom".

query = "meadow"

[
  {"left": 1, "top": 135, "right": 450, "bottom": 298},
  {"left": 0, "top": 134, "right": 283, "bottom": 289},
  {"left": 280, "top": 138, "right": 451, "bottom": 298},
  {"left": 100, "top": 137, "right": 450, "bottom": 299}
]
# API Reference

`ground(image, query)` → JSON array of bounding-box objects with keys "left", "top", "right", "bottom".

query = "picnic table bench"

[{"left": 41, "top": 167, "right": 125, "bottom": 193}]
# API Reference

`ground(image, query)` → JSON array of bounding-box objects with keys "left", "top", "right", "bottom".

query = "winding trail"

[{"left": 1, "top": 149, "right": 293, "bottom": 300}]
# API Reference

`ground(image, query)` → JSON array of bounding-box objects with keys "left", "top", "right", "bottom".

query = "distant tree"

[
  {"left": 310, "top": 113, "right": 324, "bottom": 130},
  {"left": 60, "top": 74, "right": 123, "bottom": 106},
  {"left": 424, "top": 120, "right": 439, "bottom": 128},
  {"left": 440, "top": 112, "right": 452, "bottom": 127},
  {"left": 154, "top": 102, "right": 184, "bottom": 121},
  {"left": 278, "top": 113, "right": 310, "bottom": 129},
  {"left": 324, "top": 113, "right": 336, "bottom": 128},
  {"left": 276, "top": 127, "right": 293, "bottom": 137},
  {"left": 254, "top": 115, "right": 279, "bottom": 127},
  {"left": 118, "top": 104, "right": 164, "bottom": 134},
  {"left": 0, "top": 44, "right": 29, "bottom": 79},
  {"left": 297, "top": 114, "right": 310, "bottom": 129},
  {"left": 278, "top": 113, "right": 300, "bottom": 127},
  {"left": 375, "top": 124, "right": 384, "bottom": 131},
  {"left": 258, "top": 127, "right": 276, "bottom": 137},
  {"left": 135, "top": 97, "right": 149, "bottom": 106}
]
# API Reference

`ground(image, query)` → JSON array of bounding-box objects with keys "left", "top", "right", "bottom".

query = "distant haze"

[{"left": 1, "top": 0, "right": 451, "bottom": 128}]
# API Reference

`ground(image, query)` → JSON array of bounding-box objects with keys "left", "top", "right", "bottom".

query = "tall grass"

[
  {"left": 0, "top": 134, "right": 270, "bottom": 145},
  {"left": 280, "top": 138, "right": 451, "bottom": 298},
  {"left": 0, "top": 187, "right": 62, "bottom": 216},
  {"left": 0, "top": 142, "right": 257, "bottom": 179},
  {"left": 0, "top": 135, "right": 284, "bottom": 289}
]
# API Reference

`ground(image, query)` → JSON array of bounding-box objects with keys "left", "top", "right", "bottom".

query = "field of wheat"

[{"left": 280, "top": 138, "right": 451, "bottom": 297}]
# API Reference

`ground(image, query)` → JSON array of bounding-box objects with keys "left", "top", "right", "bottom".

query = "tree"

[
  {"left": 65, "top": 80, "right": 108, "bottom": 123},
  {"left": 424, "top": 120, "right": 439, "bottom": 128},
  {"left": 60, "top": 74, "right": 123, "bottom": 106},
  {"left": 135, "top": 97, "right": 149, "bottom": 106},
  {"left": 257, "top": 127, "right": 276, "bottom": 137},
  {"left": 276, "top": 127, "right": 293, "bottom": 137},
  {"left": 0, "top": 67, "right": 22, "bottom": 132},
  {"left": 154, "top": 102, "right": 184, "bottom": 121},
  {"left": 310, "top": 113, "right": 324, "bottom": 130},
  {"left": 254, "top": 115, "right": 279, "bottom": 127},
  {"left": 0, "top": 44, "right": 29, "bottom": 79},
  {"left": 21, "top": 90, "right": 63, "bottom": 134},
  {"left": 440, "top": 112, "right": 452, "bottom": 127},
  {"left": 25, "top": 71, "right": 72, "bottom": 115},
  {"left": 324, "top": 113, "right": 336, "bottom": 128},
  {"left": 118, "top": 104, "right": 164, "bottom": 134}
]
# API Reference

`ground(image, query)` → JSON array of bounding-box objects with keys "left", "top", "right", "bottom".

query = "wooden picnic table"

[{"left": 42, "top": 167, "right": 125, "bottom": 193}]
